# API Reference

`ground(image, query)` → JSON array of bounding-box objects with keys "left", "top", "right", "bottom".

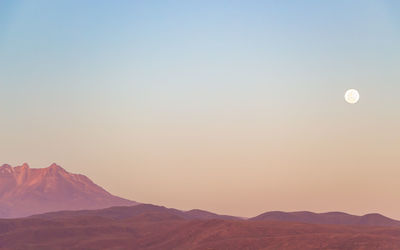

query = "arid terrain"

[{"left": 0, "top": 204, "right": 400, "bottom": 250}]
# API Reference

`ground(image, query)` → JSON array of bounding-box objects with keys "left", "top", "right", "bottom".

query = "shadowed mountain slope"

[{"left": 31, "top": 204, "right": 240, "bottom": 221}]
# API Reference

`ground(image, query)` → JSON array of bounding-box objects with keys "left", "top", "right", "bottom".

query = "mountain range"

[
  {"left": 1, "top": 163, "right": 400, "bottom": 249},
  {"left": 1, "top": 163, "right": 400, "bottom": 227}
]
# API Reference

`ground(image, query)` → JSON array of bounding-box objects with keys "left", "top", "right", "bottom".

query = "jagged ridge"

[{"left": 0, "top": 163, "right": 137, "bottom": 218}]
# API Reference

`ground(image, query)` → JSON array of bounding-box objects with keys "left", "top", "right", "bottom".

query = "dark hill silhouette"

[
  {"left": 31, "top": 204, "right": 240, "bottom": 221},
  {"left": 250, "top": 210, "right": 400, "bottom": 227}
]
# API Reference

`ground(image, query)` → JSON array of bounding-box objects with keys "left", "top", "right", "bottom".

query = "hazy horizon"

[{"left": 1, "top": 1, "right": 400, "bottom": 219}]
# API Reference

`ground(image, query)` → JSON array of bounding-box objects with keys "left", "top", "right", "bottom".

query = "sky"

[{"left": 0, "top": 0, "right": 400, "bottom": 218}]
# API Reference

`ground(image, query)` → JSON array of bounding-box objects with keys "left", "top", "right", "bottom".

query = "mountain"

[
  {"left": 1, "top": 205, "right": 400, "bottom": 249},
  {"left": 31, "top": 204, "right": 240, "bottom": 221},
  {"left": 250, "top": 211, "right": 400, "bottom": 227},
  {"left": 0, "top": 163, "right": 137, "bottom": 218},
  {"left": 184, "top": 209, "right": 239, "bottom": 220}
]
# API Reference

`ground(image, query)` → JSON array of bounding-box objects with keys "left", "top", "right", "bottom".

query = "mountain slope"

[
  {"left": 31, "top": 204, "right": 240, "bottom": 221},
  {"left": 250, "top": 210, "right": 400, "bottom": 227},
  {"left": 185, "top": 209, "right": 239, "bottom": 220},
  {"left": 0, "top": 163, "right": 137, "bottom": 218}
]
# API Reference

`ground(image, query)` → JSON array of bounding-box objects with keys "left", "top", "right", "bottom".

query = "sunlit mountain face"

[{"left": 0, "top": 163, "right": 137, "bottom": 218}]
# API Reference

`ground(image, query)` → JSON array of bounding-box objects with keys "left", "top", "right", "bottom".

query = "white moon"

[{"left": 344, "top": 89, "right": 360, "bottom": 104}]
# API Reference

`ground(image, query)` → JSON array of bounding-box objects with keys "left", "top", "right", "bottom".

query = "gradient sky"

[{"left": 1, "top": 0, "right": 400, "bottom": 218}]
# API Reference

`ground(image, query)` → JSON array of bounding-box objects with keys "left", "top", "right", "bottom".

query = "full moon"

[{"left": 344, "top": 89, "right": 360, "bottom": 104}]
